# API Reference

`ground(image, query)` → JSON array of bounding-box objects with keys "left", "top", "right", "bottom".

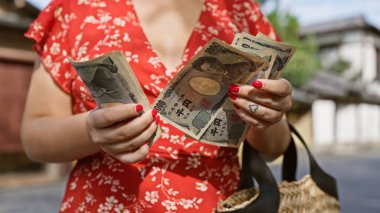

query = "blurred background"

[{"left": 0, "top": 0, "right": 380, "bottom": 212}]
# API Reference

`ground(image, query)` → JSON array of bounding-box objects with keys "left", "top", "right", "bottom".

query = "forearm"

[
  {"left": 21, "top": 111, "right": 100, "bottom": 163},
  {"left": 246, "top": 116, "right": 290, "bottom": 160}
]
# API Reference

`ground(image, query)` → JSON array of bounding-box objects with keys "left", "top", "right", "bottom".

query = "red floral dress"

[{"left": 25, "top": 0, "right": 279, "bottom": 212}]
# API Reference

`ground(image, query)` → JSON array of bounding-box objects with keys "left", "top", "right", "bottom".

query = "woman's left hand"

[{"left": 228, "top": 79, "right": 292, "bottom": 130}]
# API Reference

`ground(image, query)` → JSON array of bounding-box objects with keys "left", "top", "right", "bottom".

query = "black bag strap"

[
  {"left": 233, "top": 122, "right": 338, "bottom": 213},
  {"left": 281, "top": 132, "right": 297, "bottom": 182},
  {"left": 236, "top": 142, "right": 280, "bottom": 213},
  {"left": 282, "top": 123, "right": 339, "bottom": 199}
]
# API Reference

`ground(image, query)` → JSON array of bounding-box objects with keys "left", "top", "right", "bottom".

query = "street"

[{"left": 0, "top": 146, "right": 379, "bottom": 213}]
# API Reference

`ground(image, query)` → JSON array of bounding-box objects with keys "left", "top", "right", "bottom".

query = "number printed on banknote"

[
  {"left": 232, "top": 33, "right": 278, "bottom": 82},
  {"left": 153, "top": 38, "right": 268, "bottom": 140},
  {"left": 200, "top": 33, "right": 297, "bottom": 147},
  {"left": 236, "top": 32, "right": 296, "bottom": 79},
  {"left": 69, "top": 51, "right": 161, "bottom": 145},
  {"left": 68, "top": 34, "right": 295, "bottom": 147},
  {"left": 200, "top": 99, "right": 249, "bottom": 147}
]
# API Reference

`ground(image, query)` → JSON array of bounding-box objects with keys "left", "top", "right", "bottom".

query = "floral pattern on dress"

[{"left": 25, "top": 0, "right": 278, "bottom": 212}]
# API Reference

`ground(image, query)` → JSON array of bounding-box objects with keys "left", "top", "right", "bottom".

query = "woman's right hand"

[{"left": 86, "top": 104, "right": 159, "bottom": 164}]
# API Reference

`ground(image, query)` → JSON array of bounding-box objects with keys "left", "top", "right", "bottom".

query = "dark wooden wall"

[{"left": 0, "top": 61, "right": 33, "bottom": 152}]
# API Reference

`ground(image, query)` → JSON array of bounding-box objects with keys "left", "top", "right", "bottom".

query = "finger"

[
  {"left": 229, "top": 94, "right": 283, "bottom": 123},
  {"left": 90, "top": 104, "right": 145, "bottom": 128},
  {"left": 116, "top": 144, "right": 150, "bottom": 164},
  {"left": 105, "top": 121, "right": 158, "bottom": 154},
  {"left": 99, "top": 109, "right": 159, "bottom": 144},
  {"left": 231, "top": 84, "right": 291, "bottom": 111},
  {"left": 251, "top": 79, "right": 292, "bottom": 97},
  {"left": 233, "top": 107, "right": 271, "bottom": 130}
]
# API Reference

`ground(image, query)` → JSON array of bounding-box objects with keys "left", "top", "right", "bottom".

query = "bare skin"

[
  {"left": 21, "top": 59, "right": 158, "bottom": 163},
  {"left": 229, "top": 79, "right": 292, "bottom": 160},
  {"left": 133, "top": 0, "right": 204, "bottom": 70},
  {"left": 21, "top": 0, "right": 290, "bottom": 164}
]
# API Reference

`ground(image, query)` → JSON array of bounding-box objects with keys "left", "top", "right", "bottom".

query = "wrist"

[{"left": 245, "top": 116, "right": 290, "bottom": 160}]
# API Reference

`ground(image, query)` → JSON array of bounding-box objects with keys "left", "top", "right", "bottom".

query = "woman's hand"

[
  {"left": 228, "top": 79, "right": 292, "bottom": 130},
  {"left": 87, "top": 104, "right": 160, "bottom": 164},
  {"left": 228, "top": 79, "right": 292, "bottom": 159}
]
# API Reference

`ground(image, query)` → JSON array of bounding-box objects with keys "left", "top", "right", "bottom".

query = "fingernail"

[
  {"left": 229, "top": 84, "right": 240, "bottom": 94},
  {"left": 151, "top": 109, "right": 158, "bottom": 119},
  {"left": 146, "top": 142, "right": 150, "bottom": 147},
  {"left": 135, "top": 104, "right": 143, "bottom": 113},
  {"left": 252, "top": 80, "right": 263, "bottom": 89},
  {"left": 233, "top": 104, "right": 240, "bottom": 110},
  {"left": 228, "top": 92, "right": 238, "bottom": 100},
  {"left": 155, "top": 115, "right": 160, "bottom": 125}
]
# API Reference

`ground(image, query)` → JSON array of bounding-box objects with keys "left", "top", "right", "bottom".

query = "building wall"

[
  {"left": 0, "top": 61, "right": 33, "bottom": 152},
  {"left": 291, "top": 110, "right": 313, "bottom": 146},
  {"left": 312, "top": 100, "right": 336, "bottom": 145},
  {"left": 312, "top": 100, "right": 380, "bottom": 145},
  {"left": 0, "top": 23, "right": 36, "bottom": 153},
  {"left": 0, "top": 25, "right": 35, "bottom": 152},
  {"left": 318, "top": 29, "right": 378, "bottom": 83},
  {"left": 313, "top": 28, "right": 380, "bottom": 146},
  {"left": 358, "top": 103, "right": 380, "bottom": 143},
  {"left": 336, "top": 104, "right": 359, "bottom": 144},
  {"left": 361, "top": 35, "right": 377, "bottom": 82}
]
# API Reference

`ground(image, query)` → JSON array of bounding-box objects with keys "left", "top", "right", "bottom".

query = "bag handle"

[
  {"left": 236, "top": 141, "right": 281, "bottom": 213},
  {"left": 282, "top": 123, "right": 339, "bottom": 199},
  {"left": 235, "top": 122, "right": 338, "bottom": 213}
]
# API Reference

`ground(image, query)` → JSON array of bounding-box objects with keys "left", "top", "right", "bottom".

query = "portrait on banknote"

[
  {"left": 70, "top": 51, "right": 161, "bottom": 144},
  {"left": 78, "top": 57, "right": 131, "bottom": 104},
  {"left": 154, "top": 39, "right": 267, "bottom": 139}
]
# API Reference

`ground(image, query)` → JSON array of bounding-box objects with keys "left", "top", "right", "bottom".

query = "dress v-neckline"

[{"left": 130, "top": 0, "right": 208, "bottom": 72}]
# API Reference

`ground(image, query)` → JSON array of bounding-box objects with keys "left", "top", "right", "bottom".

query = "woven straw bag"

[{"left": 216, "top": 123, "right": 340, "bottom": 213}]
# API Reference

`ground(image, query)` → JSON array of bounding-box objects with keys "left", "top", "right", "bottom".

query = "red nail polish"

[
  {"left": 151, "top": 109, "right": 158, "bottom": 118},
  {"left": 228, "top": 92, "right": 238, "bottom": 100},
  {"left": 229, "top": 84, "right": 240, "bottom": 94},
  {"left": 252, "top": 80, "right": 263, "bottom": 89},
  {"left": 135, "top": 104, "right": 143, "bottom": 113},
  {"left": 155, "top": 115, "right": 160, "bottom": 125},
  {"left": 233, "top": 104, "right": 240, "bottom": 110}
]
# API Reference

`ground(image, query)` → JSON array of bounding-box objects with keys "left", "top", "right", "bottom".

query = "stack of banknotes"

[{"left": 69, "top": 32, "right": 296, "bottom": 147}]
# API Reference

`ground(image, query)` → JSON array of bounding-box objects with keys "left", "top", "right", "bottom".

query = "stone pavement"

[
  {"left": 0, "top": 178, "right": 65, "bottom": 213},
  {"left": 0, "top": 145, "right": 379, "bottom": 213}
]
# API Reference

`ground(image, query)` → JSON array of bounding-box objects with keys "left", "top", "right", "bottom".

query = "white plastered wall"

[{"left": 312, "top": 100, "right": 336, "bottom": 145}]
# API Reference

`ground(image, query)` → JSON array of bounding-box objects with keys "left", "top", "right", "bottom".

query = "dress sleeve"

[
  {"left": 25, "top": 0, "right": 75, "bottom": 94},
  {"left": 244, "top": 0, "right": 281, "bottom": 42}
]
